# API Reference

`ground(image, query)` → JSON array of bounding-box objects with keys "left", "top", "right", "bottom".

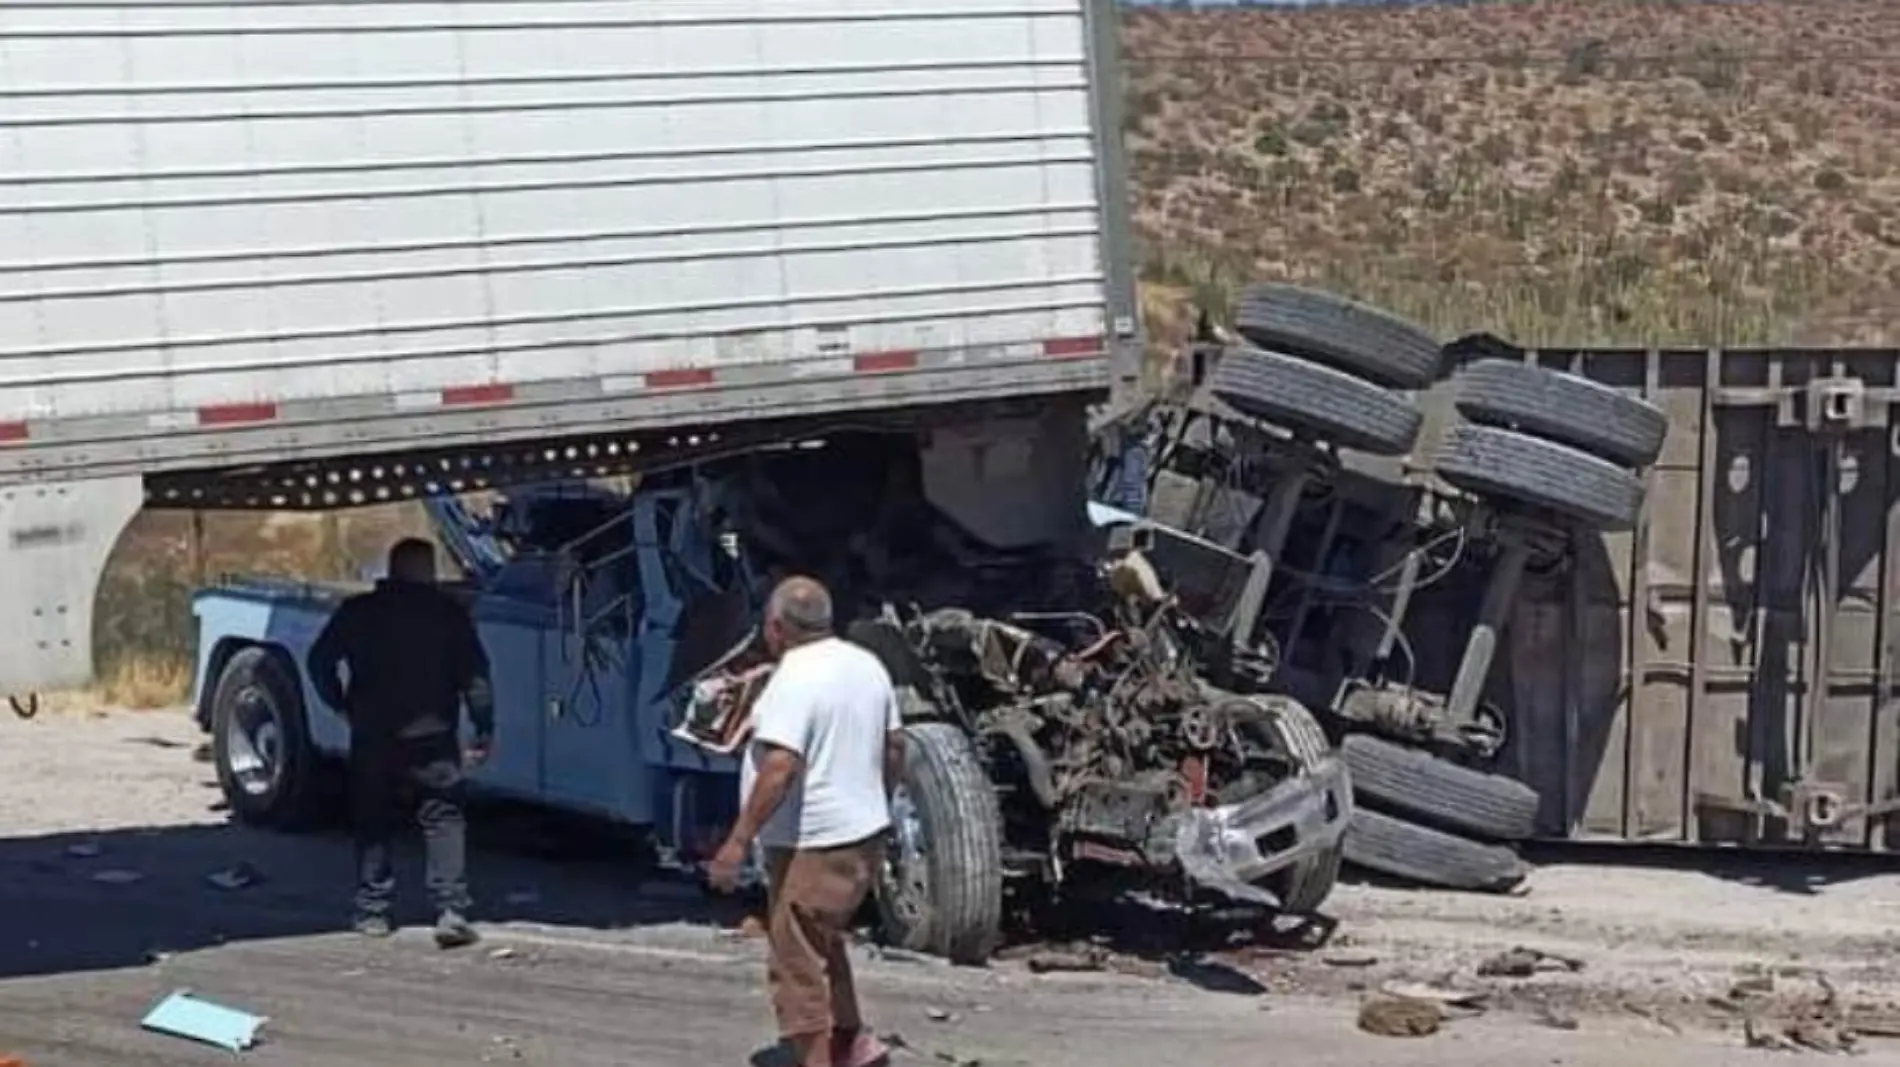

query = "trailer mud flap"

[{"left": 0, "top": 476, "right": 144, "bottom": 693}]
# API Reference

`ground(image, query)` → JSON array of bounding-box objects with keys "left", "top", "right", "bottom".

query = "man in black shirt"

[{"left": 307, "top": 537, "right": 495, "bottom": 947}]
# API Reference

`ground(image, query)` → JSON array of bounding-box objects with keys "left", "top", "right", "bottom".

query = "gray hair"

[{"left": 766, "top": 575, "right": 833, "bottom": 639}]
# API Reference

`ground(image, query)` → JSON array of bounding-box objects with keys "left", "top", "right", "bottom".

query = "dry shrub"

[
  {"left": 66, "top": 504, "right": 436, "bottom": 712},
  {"left": 1122, "top": 0, "right": 1900, "bottom": 346},
  {"left": 96, "top": 654, "right": 194, "bottom": 711}
]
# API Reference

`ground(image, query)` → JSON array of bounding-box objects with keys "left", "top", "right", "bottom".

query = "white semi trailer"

[{"left": 0, "top": 0, "right": 1142, "bottom": 694}]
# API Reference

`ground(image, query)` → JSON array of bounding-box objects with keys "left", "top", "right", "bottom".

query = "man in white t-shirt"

[{"left": 708, "top": 576, "right": 905, "bottom": 1067}]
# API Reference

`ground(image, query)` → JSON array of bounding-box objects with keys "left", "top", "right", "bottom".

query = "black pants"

[{"left": 349, "top": 734, "right": 470, "bottom": 917}]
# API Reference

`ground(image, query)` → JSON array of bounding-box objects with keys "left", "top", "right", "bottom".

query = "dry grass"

[
  {"left": 1123, "top": 0, "right": 1900, "bottom": 345},
  {"left": 93, "top": 654, "right": 195, "bottom": 711},
  {"left": 66, "top": 505, "right": 436, "bottom": 711}
]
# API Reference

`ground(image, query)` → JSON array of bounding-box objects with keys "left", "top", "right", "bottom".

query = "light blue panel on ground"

[{"left": 141, "top": 990, "right": 268, "bottom": 1051}]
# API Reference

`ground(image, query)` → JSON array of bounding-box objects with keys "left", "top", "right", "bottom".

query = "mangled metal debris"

[{"left": 678, "top": 530, "right": 1352, "bottom": 961}]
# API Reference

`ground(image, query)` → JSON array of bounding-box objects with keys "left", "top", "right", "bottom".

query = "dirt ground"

[{"left": 3, "top": 709, "right": 1900, "bottom": 1066}]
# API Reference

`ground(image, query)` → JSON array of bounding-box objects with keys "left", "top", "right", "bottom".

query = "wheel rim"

[
  {"left": 879, "top": 783, "right": 931, "bottom": 927},
  {"left": 224, "top": 686, "right": 284, "bottom": 798}
]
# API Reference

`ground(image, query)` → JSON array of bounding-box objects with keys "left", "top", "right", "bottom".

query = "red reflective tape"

[
  {"left": 197, "top": 402, "right": 277, "bottom": 426},
  {"left": 1043, "top": 336, "right": 1103, "bottom": 359},
  {"left": 853, "top": 350, "right": 919, "bottom": 374},
  {"left": 442, "top": 383, "right": 515, "bottom": 406},
  {"left": 0, "top": 421, "right": 25, "bottom": 444},
  {"left": 645, "top": 368, "right": 714, "bottom": 389}
]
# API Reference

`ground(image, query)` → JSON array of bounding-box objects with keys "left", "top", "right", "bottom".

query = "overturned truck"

[{"left": 1093, "top": 285, "right": 1676, "bottom": 891}]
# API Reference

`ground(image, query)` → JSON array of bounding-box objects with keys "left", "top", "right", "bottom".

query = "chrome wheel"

[
  {"left": 879, "top": 783, "right": 931, "bottom": 926},
  {"left": 224, "top": 686, "right": 284, "bottom": 798}
]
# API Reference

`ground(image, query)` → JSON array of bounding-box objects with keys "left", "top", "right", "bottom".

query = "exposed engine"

[{"left": 865, "top": 550, "right": 1307, "bottom": 885}]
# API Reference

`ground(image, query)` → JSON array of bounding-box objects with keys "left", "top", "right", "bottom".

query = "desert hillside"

[{"left": 1122, "top": 0, "right": 1900, "bottom": 346}]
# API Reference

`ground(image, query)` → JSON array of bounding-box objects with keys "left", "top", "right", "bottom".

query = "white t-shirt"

[{"left": 739, "top": 635, "right": 901, "bottom": 850}]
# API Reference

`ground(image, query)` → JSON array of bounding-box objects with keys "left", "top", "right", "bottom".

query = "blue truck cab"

[
  {"left": 189, "top": 410, "right": 1102, "bottom": 871},
  {"left": 191, "top": 470, "right": 758, "bottom": 866}
]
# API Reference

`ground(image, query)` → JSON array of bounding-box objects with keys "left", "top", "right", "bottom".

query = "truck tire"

[
  {"left": 1252, "top": 697, "right": 1344, "bottom": 914},
  {"left": 875, "top": 722, "right": 1005, "bottom": 964},
  {"left": 1453, "top": 359, "right": 1668, "bottom": 469},
  {"left": 210, "top": 646, "right": 331, "bottom": 831},
  {"left": 1435, "top": 424, "right": 1645, "bottom": 531},
  {"left": 1342, "top": 808, "right": 1528, "bottom": 893},
  {"left": 1210, "top": 347, "right": 1422, "bottom": 456},
  {"left": 1233, "top": 284, "right": 1443, "bottom": 390},
  {"left": 1340, "top": 734, "right": 1539, "bottom": 842}
]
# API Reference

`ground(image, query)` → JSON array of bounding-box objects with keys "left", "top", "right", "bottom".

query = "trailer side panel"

[{"left": 0, "top": 0, "right": 1132, "bottom": 481}]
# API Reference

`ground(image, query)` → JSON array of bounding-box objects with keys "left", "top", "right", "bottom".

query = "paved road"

[
  {"left": 0, "top": 920, "right": 1851, "bottom": 1067},
  {"left": 3, "top": 711, "right": 1899, "bottom": 1066}
]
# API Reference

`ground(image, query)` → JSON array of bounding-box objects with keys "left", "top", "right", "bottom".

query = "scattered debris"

[
  {"left": 482, "top": 1034, "right": 525, "bottom": 1062},
  {"left": 89, "top": 868, "right": 144, "bottom": 885},
  {"left": 1321, "top": 950, "right": 1378, "bottom": 968},
  {"left": 862, "top": 943, "right": 934, "bottom": 965},
  {"left": 488, "top": 946, "right": 517, "bottom": 961},
  {"left": 1740, "top": 972, "right": 1861, "bottom": 1054},
  {"left": 1379, "top": 981, "right": 1487, "bottom": 1010},
  {"left": 1357, "top": 995, "right": 1442, "bottom": 1038},
  {"left": 141, "top": 990, "right": 268, "bottom": 1051},
  {"left": 925, "top": 1007, "right": 960, "bottom": 1023},
  {"left": 1745, "top": 1015, "right": 1857, "bottom": 1055},
  {"left": 64, "top": 842, "right": 102, "bottom": 859},
  {"left": 205, "top": 862, "right": 264, "bottom": 891},
  {"left": 1025, "top": 946, "right": 1108, "bottom": 974},
  {"left": 1475, "top": 946, "right": 1584, "bottom": 978}
]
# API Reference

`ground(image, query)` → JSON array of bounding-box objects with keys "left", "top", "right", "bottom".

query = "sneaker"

[
  {"left": 353, "top": 913, "right": 393, "bottom": 938},
  {"left": 433, "top": 910, "right": 479, "bottom": 949}
]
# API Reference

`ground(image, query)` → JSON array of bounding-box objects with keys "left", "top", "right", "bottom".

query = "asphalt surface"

[
  {"left": 1, "top": 921, "right": 1851, "bottom": 1067},
  {"left": 3, "top": 711, "right": 1899, "bottom": 1066}
]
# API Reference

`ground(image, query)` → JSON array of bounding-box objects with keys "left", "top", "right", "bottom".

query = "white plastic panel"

[{"left": 0, "top": 0, "right": 1110, "bottom": 422}]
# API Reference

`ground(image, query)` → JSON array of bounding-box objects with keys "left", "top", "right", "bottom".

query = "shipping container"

[{"left": 1470, "top": 347, "right": 1900, "bottom": 851}]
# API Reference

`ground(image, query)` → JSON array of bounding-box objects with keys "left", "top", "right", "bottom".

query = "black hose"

[{"left": 990, "top": 721, "right": 1058, "bottom": 810}]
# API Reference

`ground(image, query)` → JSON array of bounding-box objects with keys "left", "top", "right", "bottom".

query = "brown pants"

[{"left": 764, "top": 835, "right": 884, "bottom": 1039}]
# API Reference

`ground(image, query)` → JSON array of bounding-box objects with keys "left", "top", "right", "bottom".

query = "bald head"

[{"left": 764, "top": 575, "right": 832, "bottom": 653}]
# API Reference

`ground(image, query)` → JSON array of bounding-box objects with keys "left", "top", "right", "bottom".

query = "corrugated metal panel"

[
  {"left": 1493, "top": 347, "right": 1900, "bottom": 850},
  {"left": 0, "top": 0, "right": 1111, "bottom": 425}
]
